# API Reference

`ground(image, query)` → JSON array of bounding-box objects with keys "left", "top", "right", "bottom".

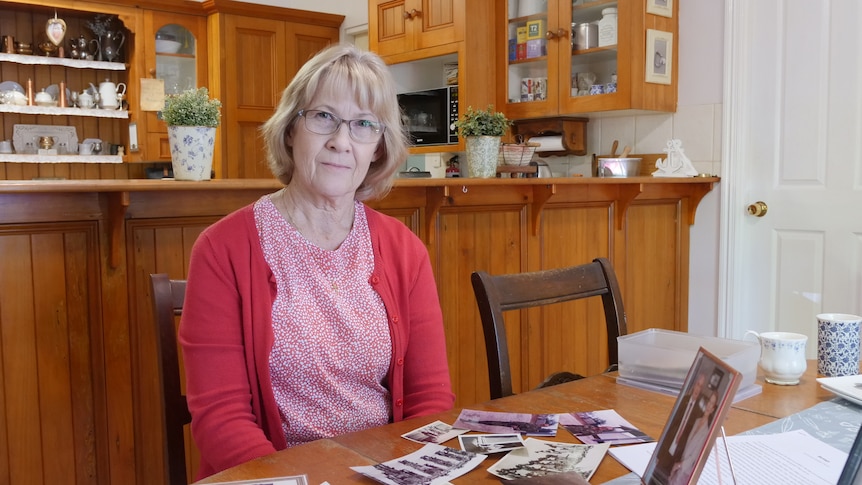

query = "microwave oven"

[{"left": 397, "top": 85, "right": 459, "bottom": 146}]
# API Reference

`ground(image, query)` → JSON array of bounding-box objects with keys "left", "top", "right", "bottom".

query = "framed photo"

[
  {"left": 641, "top": 347, "right": 742, "bottom": 485},
  {"left": 646, "top": 0, "right": 673, "bottom": 18},
  {"left": 645, "top": 29, "right": 674, "bottom": 85}
]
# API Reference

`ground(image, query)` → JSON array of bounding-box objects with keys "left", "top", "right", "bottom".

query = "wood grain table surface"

[{"left": 197, "top": 360, "right": 834, "bottom": 484}]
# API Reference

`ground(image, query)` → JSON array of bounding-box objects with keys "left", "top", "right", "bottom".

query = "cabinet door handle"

[
  {"left": 545, "top": 28, "right": 568, "bottom": 40},
  {"left": 403, "top": 9, "right": 421, "bottom": 20}
]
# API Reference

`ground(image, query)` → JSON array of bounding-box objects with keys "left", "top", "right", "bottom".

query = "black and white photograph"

[
  {"left": 453, "top": 409, "right": 560, "bottom": 436},
  {"left": 560, "top": 409, "right": 655, "bottom": 445},
  {"left": 401, "top": 420, "right": 468, "bottom": 445},
  {"left": 487, "top": 438, "right": 609, "bottom": 482},
  {"left": 458, "top": 433, "right": 526, "bottom": 454},
  {"left": 350, "top": 443, "right": 485, "bottom": 485}
]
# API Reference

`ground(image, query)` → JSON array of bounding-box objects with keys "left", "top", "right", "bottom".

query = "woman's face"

[{"left": 287, "top": 91, "right": 382, "bottom": 202}]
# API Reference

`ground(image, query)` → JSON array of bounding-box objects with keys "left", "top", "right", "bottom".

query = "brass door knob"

[
  {"left": 403, "top": 9, "right": 420, "bottom": 19},
  {"left": 747, "top": 201, "right": 768, "bottom": 217}
]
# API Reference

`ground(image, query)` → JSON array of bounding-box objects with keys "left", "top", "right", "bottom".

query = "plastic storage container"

[{"left": 617, "top": 328, "right": 760, "bottom": 391}]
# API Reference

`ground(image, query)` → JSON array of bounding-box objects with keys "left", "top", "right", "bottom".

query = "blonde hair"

[{"left": 261, "top": 44, "right": 408, "bottom": 201}]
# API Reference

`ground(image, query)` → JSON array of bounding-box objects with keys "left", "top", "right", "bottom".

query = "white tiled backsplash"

[{"left": 401, "top": 103, "right": 723, "bottom": 178}]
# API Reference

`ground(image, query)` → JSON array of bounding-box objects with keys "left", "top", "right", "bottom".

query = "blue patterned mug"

[{"left": 817, "top": 313, "right": 862, "bottom": 377}]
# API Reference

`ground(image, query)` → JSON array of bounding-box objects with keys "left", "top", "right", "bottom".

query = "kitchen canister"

[
  {"left": 598, "top": 7, "right": 618, "bottom": 47},
  {"left": 573, "top": 22, "right": 598, "bottom": 50}
]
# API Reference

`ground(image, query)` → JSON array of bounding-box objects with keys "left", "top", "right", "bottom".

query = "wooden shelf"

[
  {"left": 0, "top": 104, "right": 129, "bottom": 118},
  {"left": 0, "top": 52, "right": 126, "bottom": 70},
  {"left": 0, "top": 153, "right": 123, "bottom": 164}
]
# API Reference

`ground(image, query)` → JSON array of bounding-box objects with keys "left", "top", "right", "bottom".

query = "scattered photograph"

[
  {"left": 453, "top": 409, "right": 560, "bottom": 436},
  {"left": 458, "top": 433, "right": 526, "bottom": 454},
  {"left": 350, "top": 443, "right": 485, "bottom": 485},
  {"left": 206, "top": 476, "right": 308, "bottom": 485},
  {"left": 559, "top": 409, "right": 654, "bottom": 445},
  {"left": 487, "top": 438, "right": 609, "bottom": 481},
  {"left": 401, "top": 420, "right": 469, "bottom": 445}
]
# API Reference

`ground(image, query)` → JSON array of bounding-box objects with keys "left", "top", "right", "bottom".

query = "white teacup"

[
  {"left": 745, "top": 330, "right": 808, "bottom": 385},
  {"left": 0, "top": 140, "right": 12, "bottom": 154},
  {"left": 78, "top": 143, "right": 93, "bottom": 155}
]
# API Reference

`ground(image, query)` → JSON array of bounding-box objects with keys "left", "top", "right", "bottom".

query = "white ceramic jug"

[{"left": 98, "top": 79, "right": 126, "bottom": 109}]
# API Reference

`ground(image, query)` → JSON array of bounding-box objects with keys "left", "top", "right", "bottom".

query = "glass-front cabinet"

[
  {"left": 142, "top": 11, "right": 207, "bottom": 161},
  {"left": 500, "top": 0, "right": 677, "bottom": 119}
]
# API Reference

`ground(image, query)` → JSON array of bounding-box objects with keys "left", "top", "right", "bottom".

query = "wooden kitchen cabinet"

[
  {"left": 207, "top": 6, "right": 341, "bottom": 179},
  {"left": 499, "top": 0, "right": 678, "bottom": 120},
  {"left": 369, "top": 0, "right": 463, "bottom": 58},
  {"left": 368, "top": 0, "right": 496, "bottom": 155},
  {"left": 141, "top": 10, "right": 208, "bottom": 163}
]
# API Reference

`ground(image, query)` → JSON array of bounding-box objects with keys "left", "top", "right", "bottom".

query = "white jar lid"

[{"left": 602, "top": 8, "right": 617, "bottom": 15}]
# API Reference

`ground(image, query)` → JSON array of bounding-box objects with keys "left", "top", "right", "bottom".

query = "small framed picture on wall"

[
  {"left": 647, "top": 0, "right": 673, "bottom": 18},
  {"left": 645, "top": 29, "right": 673, "bottom": 85}
]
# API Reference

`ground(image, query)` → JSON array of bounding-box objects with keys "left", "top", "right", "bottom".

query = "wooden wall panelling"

[
  {"left": 127, "top": 217, "right": 215, "bottom": 485},
  {"left": 0, "top": 221, "right": 108, "bottom": 484},
  {"left": 529, "top": 202, "right": 614, "bottom": 389}
]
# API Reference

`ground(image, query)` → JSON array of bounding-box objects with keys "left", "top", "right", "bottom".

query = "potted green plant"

[
  {"left": 161, "top": 87, "right": 222, "bottom": 181},
  {"left": 454, "top": 105, "right": 511, "bottom": 178}
]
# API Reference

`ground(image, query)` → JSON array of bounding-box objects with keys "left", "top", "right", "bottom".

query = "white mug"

[
  {"left": 745, "top": 330, "right": 807, "bottom": 385},
  {"left": 0, "top": 140, "right": 12, "bottom": 153},
  {"left": 78, "top": 143, "right": 93, "bottom": 155}
]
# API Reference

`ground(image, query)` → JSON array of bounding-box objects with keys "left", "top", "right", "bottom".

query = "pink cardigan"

[{"left": 179, "top": 203, "right": 455, "bottom": 479}]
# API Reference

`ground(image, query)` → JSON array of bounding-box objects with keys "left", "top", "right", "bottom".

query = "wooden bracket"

[
  {"left": 686, "top": 182, "right": 715, "bottom": 225},
  {"left": 107, "top": 191, "right": 130, "bottom": 269},
  {"left": 531, "top": 184, "right": 556, "bottom": 235},
  {"left": 615, "top": 184, "right": 643, "bottom": 230},
  {"left": 425, "top": 186, "right": 449, "bottom": 246}
]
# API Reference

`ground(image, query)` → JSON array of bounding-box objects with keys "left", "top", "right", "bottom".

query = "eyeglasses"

[{"left": 297, "top": 109, "right": 386, "bottom": 144}]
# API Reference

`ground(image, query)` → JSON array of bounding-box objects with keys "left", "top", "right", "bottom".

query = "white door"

[{"left": 720, "top": 0, "right": 862, "bottom": 359}]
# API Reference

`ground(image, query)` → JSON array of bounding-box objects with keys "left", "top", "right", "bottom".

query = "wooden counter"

[{"left": 0, "top": 176, "right": 717, "bottom": 484}]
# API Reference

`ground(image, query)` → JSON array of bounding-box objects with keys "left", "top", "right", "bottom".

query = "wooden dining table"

[{"left": 197, "top": 360, "right": 839, "bottom": 484}]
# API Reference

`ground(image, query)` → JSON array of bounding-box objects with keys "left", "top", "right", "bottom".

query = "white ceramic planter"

[
  {"left": 168, "top": 125, "right": 216, "bottom": 181},
  {"left": 465, "top": 136, "right": 501, "bottom": 178}
]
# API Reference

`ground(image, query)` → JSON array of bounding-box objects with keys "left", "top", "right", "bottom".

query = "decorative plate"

[
  {"left": 0, "top": 81, "right": 24, "bottom": 94},
  {"left": 12, "top": 124, "right": 79, "bottom": 154}
]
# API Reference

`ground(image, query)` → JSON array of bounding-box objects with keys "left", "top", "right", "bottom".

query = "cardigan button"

[
  {"left": 371, "top": 275, "right": 380, "bottom": 284},
  {"left": 397, "top": 357, "right": 404, "bottom": 366},
  {"left": 395, "top": 399, "right": 403, "bottom": 407},
  {"left": 392, "top": 315, "right": 400, "bottom": 324}
]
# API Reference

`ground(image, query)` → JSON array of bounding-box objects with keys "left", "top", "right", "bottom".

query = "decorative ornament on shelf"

[
  {"left": 652, "top": 139, "right": 699, "bottom": 177},
  {"left": 45, "top": 12, "right": 66, "bottom": 47},
  {"left": 161, "top": 87, "right": 222, "bottom": 181}
]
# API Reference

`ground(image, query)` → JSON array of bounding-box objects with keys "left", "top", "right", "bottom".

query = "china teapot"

[{"left": 97, "top": 79, "right": 126, "bottom": 109}]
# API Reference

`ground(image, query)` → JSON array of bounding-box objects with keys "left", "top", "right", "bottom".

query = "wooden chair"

[
  {"left": 471, "top": 257, "right": 628, "bottom": 399},
  {"left": 150, "top": 273, "right": 191, "bottom": 485}
]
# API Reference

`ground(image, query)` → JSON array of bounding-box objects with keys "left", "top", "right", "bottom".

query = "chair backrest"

[
  {"left": 150, "top": 273, "right": 191, "bottom": 485},
  {"left": 471, "top": 257, "right": 628, "bottom": 399}
]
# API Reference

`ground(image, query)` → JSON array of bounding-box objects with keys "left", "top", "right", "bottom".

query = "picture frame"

[
  {"left": 645, "top": 29, "right": 674, "bottom": 85},
  {"left": 641, "top": 347, "right": 743, "bottom": 485},
  {"left": 646, "top": 0, "right": 673, "bottom": 18}
]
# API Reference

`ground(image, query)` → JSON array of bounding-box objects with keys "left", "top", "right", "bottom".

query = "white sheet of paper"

[{"left": 609, "top": 429, "right": 847, "bottom": 484}]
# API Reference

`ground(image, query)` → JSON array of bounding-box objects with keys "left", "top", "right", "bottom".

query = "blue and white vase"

[{"left": 168, "top": 125, "right": 216, "bottom": 181}]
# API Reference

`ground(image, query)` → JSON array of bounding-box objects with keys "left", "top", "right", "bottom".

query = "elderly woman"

[{"left": 179, "top": 44, "right": 455, "bottom": 479}]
